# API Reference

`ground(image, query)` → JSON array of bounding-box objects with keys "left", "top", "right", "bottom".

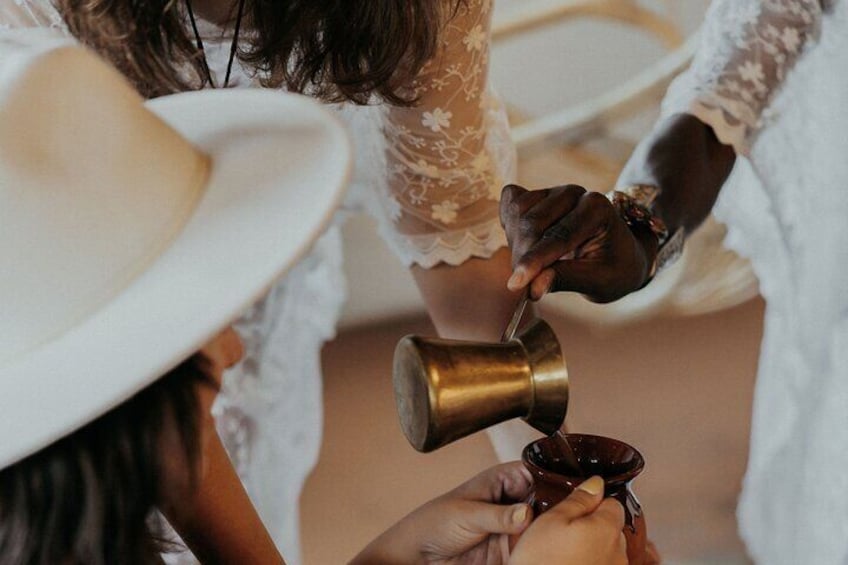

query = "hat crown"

[{"left": 0, "top": 40, "right": 208, "bottom": 365}]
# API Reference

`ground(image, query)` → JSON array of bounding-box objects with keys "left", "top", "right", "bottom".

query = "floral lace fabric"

[
  {"left": 663, "top": 0, "right": 825, "bottom": 155},
  {"left": 379, "top": 0, "right": 514, "bottom": 266},
  {"left": 0, "top": 0, "right": 62, "bottom": 29}
]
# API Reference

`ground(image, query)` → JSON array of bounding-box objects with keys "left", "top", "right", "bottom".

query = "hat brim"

[{"left": 0, "top": 89, "right": 350, "bottom": 469}]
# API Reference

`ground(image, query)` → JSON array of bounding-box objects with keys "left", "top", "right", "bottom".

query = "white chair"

[{"left": 496, "top": 0, "right": 698, "bottom": 152}]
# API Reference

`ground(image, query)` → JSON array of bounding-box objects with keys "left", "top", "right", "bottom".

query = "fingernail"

[
  {"left": 577, "top": 476, "right": 604, "bottom": 496},
  {"left": 511, "top": 504, "right": 529, "bottom": 524},
  {"left": 539, "top": 270, "right": 555, "bottom": 295},
  {"left": 507, "top": 268, "right": 526, "bottom": 290},
  {"left": 559, "top": 250, "right": 575, "bottom": 261}
]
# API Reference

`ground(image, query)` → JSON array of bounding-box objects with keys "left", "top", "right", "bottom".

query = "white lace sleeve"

[
  {"left": 0, "top": 0, "right": 65, "bottom": 30},
  {"left": 663, "top": 0, "right": 825, "bottom": 155},
  {"left": 0, "top": 1, "right": 77, "bottom": 89},
  {"left": 380, "top": 0, "right": 514, "bottom": 268}
]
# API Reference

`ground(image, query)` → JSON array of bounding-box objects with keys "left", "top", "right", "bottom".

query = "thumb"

[
  {"left": 547, "top": 476, "right": 605, "bottom": 524},
  {"left": 454, "top": 500, "right": 532, "bottom": 537}
]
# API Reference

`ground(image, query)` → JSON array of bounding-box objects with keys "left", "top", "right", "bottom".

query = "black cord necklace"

[{"left": 185, "top": 0, "right": 246, "bottom": 88}]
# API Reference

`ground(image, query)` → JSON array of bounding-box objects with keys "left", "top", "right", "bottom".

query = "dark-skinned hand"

[{"left": 499, "top": 184, "right": 657, "bottom": 303}]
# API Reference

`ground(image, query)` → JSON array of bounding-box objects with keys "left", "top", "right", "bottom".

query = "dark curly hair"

[
  {"left": 0, "top": 357, "right": 207, "bottom": 565},
  {"left": 55, "top": 0, "right": 462, "bottom": 104}
]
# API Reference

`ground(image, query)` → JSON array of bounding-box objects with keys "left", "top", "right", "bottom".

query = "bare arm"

[
  {"left": 412, "top": 248, "right": 522, "bottom": 341},
  {"left": 162, "top": 431, "right": 285, "bottom": 565},
  {"left": 620, "top": 112, "right": 736, "bottom": 240}
]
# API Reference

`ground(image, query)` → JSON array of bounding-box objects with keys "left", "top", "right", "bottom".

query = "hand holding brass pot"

[{"left": 392, "top": 318, "right": 569, "bottom": 452}]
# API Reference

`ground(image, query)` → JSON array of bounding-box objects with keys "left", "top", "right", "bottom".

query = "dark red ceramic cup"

[{"left": 522, "top": 433, "right": 647, "bottom": 564}]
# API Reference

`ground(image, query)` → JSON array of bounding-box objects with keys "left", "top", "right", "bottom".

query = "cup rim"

[{"left": 522, "top": 433, "right": 645, "bottom": 488}]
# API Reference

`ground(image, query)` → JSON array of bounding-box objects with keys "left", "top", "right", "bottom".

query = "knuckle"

[
  {"left": 560, "top": 492, "right": 594, "bottom": 515},
  {"left": 582, "top": 190, "right": 611, "bottom": 209},
  {"left": 549, "top": 268, "right": 568, "bottom": 294},
  {"left": 521, "top": 209, "right": 550, "bottom": 227},
  {"left": 505, "top": 198, "right": 525, "bottom": 219},
  {"left": 601, "top": 499, "right": 626, "bottom": 526},
  {"left": 563, "top": 184, "right": 588, "bottom": 196},
  {"left": 489, "top": 467, "right": 513, "bottom": 493},
  {"left": 600, "top": 497, "right": 624, "bottom": 513},
  {"left": 613, "top": 500, "right": 626, "bottom": 518},
  {"left": 501, "top": 183, "right": 522, "bottom": 199},
  {"left": 499, "top": 506, "right": 518, "bottom": 530},
  {"left": 517, "top": 216, "right": 544, "bottom": 240},
  {"left": 542, "top": 220, "right": 572, "bottom": 242}
]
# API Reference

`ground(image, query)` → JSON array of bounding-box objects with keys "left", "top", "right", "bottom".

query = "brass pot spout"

[{"left": 392, "top": 319, "right": 569, "bottom": 453}]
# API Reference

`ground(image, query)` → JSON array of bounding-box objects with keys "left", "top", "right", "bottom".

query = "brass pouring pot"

[{"left": 392, "top": 318, "right": 569, "bottom": 452}]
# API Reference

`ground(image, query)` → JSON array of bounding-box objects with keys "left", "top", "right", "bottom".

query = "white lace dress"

[
  {"left": 651, "top": 1, "right": 848, "bottom": 562},
  {"left": 0, "top": 1, "right": 515, "bottom": 563}
]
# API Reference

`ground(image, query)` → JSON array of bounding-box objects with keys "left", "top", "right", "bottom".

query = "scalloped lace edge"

[
  {"left": 378, "top": 217, "right": 508, "bottom": 268},
  {"left": 689, "top": 98, "right": 752, "bottom": 156}
]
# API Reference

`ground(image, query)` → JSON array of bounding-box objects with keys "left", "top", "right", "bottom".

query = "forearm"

[
  {"left": 163, "top": 431, "right": 284, "bottom": 564},
  {"left": 619, "top": 113, "right": 737, "bottom": 236},
  {"left": 349, "top": 518, "right": 422, "bottom": 565},
  {"left": 411, "top": 247, "right": 526, "bottom": 341}
]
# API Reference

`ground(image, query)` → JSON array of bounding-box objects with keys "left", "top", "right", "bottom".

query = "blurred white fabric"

[{"left": 647, "top": 1, "right": 848, "bottom": 562}]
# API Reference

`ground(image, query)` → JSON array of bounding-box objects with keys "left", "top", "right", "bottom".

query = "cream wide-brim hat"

[{"left": 0, "top": 37, "right": 351, "bottom": 469}]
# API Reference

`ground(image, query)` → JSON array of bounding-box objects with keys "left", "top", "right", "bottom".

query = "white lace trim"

[
  {"left": 688, "top": 97, "right": 751, "bottom": 155},
  {"left": 378, "top": 215, "right": 507, "bottom": 268}
]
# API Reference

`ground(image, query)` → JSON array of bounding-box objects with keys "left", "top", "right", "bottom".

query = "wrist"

[
  {"left": 350, "top": 545, "right": 408, "bottom": 565},
  {"left": 642, "top": 113, "right": 735, "bottom": 233},
  {"left": 630, "top": 223, "right": 659, "bottom": 289},
  {"left": 606, "top": 185, "right": 684, "bottom": 287},
  {"left": 350, "top": 519, "right": 424, "bottom": 565}
]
